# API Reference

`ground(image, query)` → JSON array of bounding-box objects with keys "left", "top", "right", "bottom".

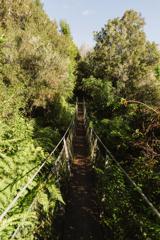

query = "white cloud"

[{"left": 82, "top": 9, "right": 95, "bottom": 16}]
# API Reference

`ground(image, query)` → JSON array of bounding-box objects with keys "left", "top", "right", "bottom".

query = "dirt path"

[{"left": 62, "top": 102, "right": 103, "bottom": 240}]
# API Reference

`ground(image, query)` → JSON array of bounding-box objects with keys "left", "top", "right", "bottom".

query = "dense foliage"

[
  {"left": 78, "top": 10, "right": 160, "bottom": 239},
  {"left": 0, "top": 0, "right": 77, "bottom": 239},
  {"left": 0, "top": 2, "right": 160, "bottom": 239}
]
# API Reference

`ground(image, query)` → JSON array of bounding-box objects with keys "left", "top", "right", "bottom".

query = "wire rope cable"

[{"left": 0, "top": 117, "right": 74, "bottom": 223}]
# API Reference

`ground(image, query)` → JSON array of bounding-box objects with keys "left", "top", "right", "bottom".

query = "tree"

[
  {"left": 79, "top": 10, "right": 160, "bottom": 239},
  {"left": 0, "top": 1, "right": 77, "bottom": 239},
  {"left": 89, "top": 10, "right": 160, "bottom": 101},
  {"left": 60, "top": 20, "right": 71, "bottom": 38}
]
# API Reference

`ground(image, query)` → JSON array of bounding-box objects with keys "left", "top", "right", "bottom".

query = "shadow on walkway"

[{"left": 62, "top": 102, "right": 104, "bottom": 240}]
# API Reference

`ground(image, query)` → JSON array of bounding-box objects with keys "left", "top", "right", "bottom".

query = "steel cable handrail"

[
  {"left": 91, "top": 128, "right": 160, "bottom": 220},
  {"left": 10, "top": 198, "right": 36, "bottom": 239},
  {"left": 0, "top": 117, "right": 74, "bottom": 223},
  {"left": 11, "top": 113, "right": 77, "bottom": 238},
  {"left": 10, "top": 145, "right": 66, "bottom": 239},
  {"left": 83, "top": 99, "right": 160, "bottom": 220},
  {"left": 0, "top": 115, "right": 76, "bottom": 194}
]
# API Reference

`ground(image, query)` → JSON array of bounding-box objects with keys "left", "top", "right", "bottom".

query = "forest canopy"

[
  {"left": 77, "top": 9, "right": 160, "bottom": 239},
  {"left": 0, "top": 0, "right": 78, "bottom": 239},
  {"left": 0, "top": 1, "right": 160, "bottom": 239}
]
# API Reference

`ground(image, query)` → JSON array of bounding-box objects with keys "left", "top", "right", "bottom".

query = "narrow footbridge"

[{"left": 0, "top": 100, "right": 159, "bottom": 239}]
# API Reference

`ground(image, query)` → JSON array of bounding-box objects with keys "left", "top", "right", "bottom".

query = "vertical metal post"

[
  {"left": 89, "top": 128, "right": 93, "bottom": 146},
  {"left": 83, "top": 98, "right": 87, "bottom": 129},
  {"left": 91, "top": 138, "right": 98, "bottom": 161},
  {"left": 76, "top": 97, "right": 78, "bottom": 120},
  {"left": 83, "top": 98, "right": 86, "bottom": 122},
  {"left": 63, "top": 138, "right": 71, "bottom": 174}
]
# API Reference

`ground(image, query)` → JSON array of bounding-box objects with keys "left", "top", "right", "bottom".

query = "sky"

[{"left": 42, "top": 0, "right": 160, "bottom": 48}]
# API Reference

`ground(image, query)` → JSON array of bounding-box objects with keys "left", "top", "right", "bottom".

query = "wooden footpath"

[{"left": 62, "top": 102, "right": 103, "bottom": 240}]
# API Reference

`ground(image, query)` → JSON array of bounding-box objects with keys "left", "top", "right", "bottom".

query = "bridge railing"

[
  {"left": 0, "top": 110, "right": 76, "bottom": 239},
  {"left": 83, "top": 99, "right": 160, "bottom": 237}
]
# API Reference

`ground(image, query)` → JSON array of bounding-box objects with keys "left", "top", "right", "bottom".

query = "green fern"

[{"left": 48, "top": 184, "right": 65, "bottom": 204}]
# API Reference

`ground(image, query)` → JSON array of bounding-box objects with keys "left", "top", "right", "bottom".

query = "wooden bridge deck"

[{"left": 62, "top": 102, "right": 103, "bottom": 240}]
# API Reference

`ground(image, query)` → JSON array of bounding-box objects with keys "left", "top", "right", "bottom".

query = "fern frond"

[{"left": 48, "top": 184, "right": 65, "bottom": 204}]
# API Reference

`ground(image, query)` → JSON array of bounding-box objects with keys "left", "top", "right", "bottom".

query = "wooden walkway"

[{"left": 62, "top": 102, "right": 103, "bottom": 240}]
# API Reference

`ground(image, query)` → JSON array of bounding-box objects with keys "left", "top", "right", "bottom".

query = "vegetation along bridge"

[{"left": 0, "top": 100, "right": 159, "bottom": 240}]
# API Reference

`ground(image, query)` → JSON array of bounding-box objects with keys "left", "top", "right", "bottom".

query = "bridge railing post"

[
  {"left": 83, "top": 97, "right": 87, "bottom": 126},
  {"left": 63, "top": 127, "right": 75, "bottom": 177},
  {"left": 91, "top": 137, "right": 98, "bottom": 162},
  {"left": 76, "top": 97, "right": 78, "bottom": 120},
  {"left": 63, "top": 138, "right": 71, "bottom": 175}
]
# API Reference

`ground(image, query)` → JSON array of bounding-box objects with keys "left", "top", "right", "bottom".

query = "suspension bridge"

[{"left": 0, "top": 100, "right": 159, "bottom": 239}]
